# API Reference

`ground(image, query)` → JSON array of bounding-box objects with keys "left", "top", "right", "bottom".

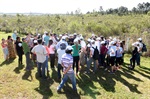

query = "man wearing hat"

[
  {"left": 12, "top": 30, "right": 17, "bottom": 42},
  {"left": 136, "top": 38, "right": 143, "bottom": 66},
  {"left": 57, "top": 46, "right": 77, "bottom": 92}
]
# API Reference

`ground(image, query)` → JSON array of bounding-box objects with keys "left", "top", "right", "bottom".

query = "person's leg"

[
  {"left": 57, "top": 74, "right": 69, "bottom": 91},
  {"left": 132, "top": 58, "right": 135, "bottom": 70},
  {"left": 58, "top": 64, "right": 63, "bottom": 79},
  {"left": 86, "top": 57, "right": 92, "bottom": 73},
  {"left": 45, "top": 56, "right": 49, "bottom": 72},
  {"left": 68, "top": 73, "right": 77, "bottom": 91},
  {"left": 25, "top": 52, "right": 30, "bottom": 70},
  {"left": 37, "top": 62, "right": 42, "bottom": 77},
  {"left": 136, "top": 53, "right": 140, "bottom": 66},
  {"left": 73, "top": 56, "right": 75, "bottom": 70},
  {"left": 41, "top": 60, "right": 46, "bottom": 78},
  {"left": 76, "top": 56, "right": 79, "bottom": 74},
  {"left": 50, "top": 54, "right": 55, "bottom": 68},
  {"left": 93, "top": 59, "right": 97, "bottom": 72}
]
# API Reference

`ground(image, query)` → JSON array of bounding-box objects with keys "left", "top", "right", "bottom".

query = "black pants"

[
  {"left": 50, "top": 54, "right": 55, "bottom": 68},
  {"left": 17, "top": 52, "right": 23, "bottom": 65},
  {"left": 110, "top": 56, "right": 116, "bottom": 66},
  {"left": 116, "top": 57, "right": 122, "bottom": 66},
  {"left": 73, "top": 56, "right": 79, "bottom": 73},
  {"left": 130, "top": 57, "right": 136, "bottom": 69}
]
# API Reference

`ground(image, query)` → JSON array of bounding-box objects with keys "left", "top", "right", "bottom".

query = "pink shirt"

[{"left": 48, "top": 44, "right": 55, "bottom": 54}]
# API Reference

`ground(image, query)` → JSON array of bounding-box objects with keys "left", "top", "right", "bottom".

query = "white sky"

[{"left": 0, "top": 0, "right": 149, "bottom": 14}]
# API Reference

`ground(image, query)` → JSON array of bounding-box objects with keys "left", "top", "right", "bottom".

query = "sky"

[{"left": 0, "top": 0, "right": 149, "bottom": 14}]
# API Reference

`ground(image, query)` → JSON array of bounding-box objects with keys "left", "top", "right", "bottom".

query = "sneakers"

[{"left": 57, "top": 87, "right": 61, "bottom": 93}]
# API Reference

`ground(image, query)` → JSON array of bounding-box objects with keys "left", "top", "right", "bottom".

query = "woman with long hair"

[
  {"left": 72, "top": 39, "right": 81, "bottom": 76},
  {"left": 7, "top": 36, "right": 16, "bottom": 59}
]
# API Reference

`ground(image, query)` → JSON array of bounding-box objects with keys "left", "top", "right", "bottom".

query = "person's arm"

[{"left": 63, "top": 65, "right": 72, "bottom": 74}]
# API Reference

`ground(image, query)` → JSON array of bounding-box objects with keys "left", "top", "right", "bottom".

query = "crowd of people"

[{"left": 1, "top": 31, "right": 145, "bottom": 92}]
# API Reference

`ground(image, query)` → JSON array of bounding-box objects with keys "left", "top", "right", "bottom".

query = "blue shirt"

[
  {"left": 44, "top": 36, "right": 50, "bottom": 46},
  {"left": 12, "top": 33, "right": 17, "bottom": 41},
  {"left": 116, "top": 47, "right": 123, "bottom": 58}
]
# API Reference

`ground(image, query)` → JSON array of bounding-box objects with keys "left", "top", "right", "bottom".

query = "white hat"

[
  {"left": 101, "top": 41, "right": 105, "bottom": 44},
  {"left": 74, "top": 39, "right": 78, "bottom": 43},
  {"left": 137, "top": 38, "right": 142, "bottom": 41},
  {"left": 74, "top": 33, "right": 77, "bottom": 35},
  {"left": 66, "top": 46, "right": 73, "bottom": 50},
  {"left": 87, "top": 44, "right": 91, "bottom": 47},
  {"left": 62, "top": 36, "right": 66, "bottom": 40},
  {"left": 44, "top": 31, "right": 48, "bottom": 34},
  {"left": 14, "top": 30, "right": 17, "bottom": 33},
  {"left": 91, "top": 40, "right": 95, "bottom": 43},
  {"left": 96, "top": 37, "right": 100, "bottom": 41},
  {"left": 92, "top": 34, "right": 95, "bottom": 37},
  {"left": 38, "top": 34, "right": 41, "bottom": 36},
  {"left": 59, "top": 34, "right": 62, "bottom": 37},
  {"left": 80, "top": 36, "right": 84, "bottom": 40},
  {"left": 87, "top": 38, "right": 91, "bottom": 42},
  {"left": 109, "top": 37, "right": 112, "bottom": 40},
  {"left": 110, "top": 41, "right": 115, "bottom": 45},
  {"left": 34, "top": 40, "right": 37, "bottom": 43}
]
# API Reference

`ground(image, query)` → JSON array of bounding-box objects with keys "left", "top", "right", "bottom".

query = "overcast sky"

[{"left": 0, "top": 0, "right": 149, "bottom": 14}]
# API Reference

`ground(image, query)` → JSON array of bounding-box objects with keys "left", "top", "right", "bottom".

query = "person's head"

[
  {"left": 22, "top": 38, "right": 25, "bottom": 42},
  {"left": 1, "top": 38, "right": 5, "bottom": 42},
  {"left": 91, "top": 40, "right": 95, "bottom": 45},
  {"left": 65, "top": 46, "right": 73, "bottom": 54},
  {"left": 46, "top": 33, "right": 49, "bottom": 36},
  {"left": 16, "top": 37, "right": 20, "bottom": 41},
  {"left": 101, "top": 41, "right": 105, "bottom": 45},
  {"left": 134, "top": 47, "right": 138, "bottom": 51},
  {"left": 137, "top": 38, "right": 142, "bottom": 43},
  {"left": 48, "top": 39, "right": 53, "bottom": 47},
  {"left": 7, "top": 36, "right": 11, "bottom": 40},
  {"left": 37, "top": 39, "right": 42, "bottom": 44}
]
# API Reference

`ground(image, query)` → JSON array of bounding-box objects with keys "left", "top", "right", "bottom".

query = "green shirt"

[
  {"left": 22, "top": 42, "right": 30, "bottom": 54},
  {"left": 72, "top": 44, "right": 81, "bottom": 56}
]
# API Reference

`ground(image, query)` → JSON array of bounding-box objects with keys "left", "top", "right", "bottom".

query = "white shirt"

[
  {"left": 95, "top": 40, "right": 101, "bottom": 53},
  {"left": 31, "top": 44, "right": 47, "bottom": 63},
  {"left": 80, "top": 40, "right": 86, "bottom": 48},
  {"left": 90, "top": 44, "right": 96, "bottom": 55},
  {"left": 57, "top": 49, "right": 66, "bottom": 64}
]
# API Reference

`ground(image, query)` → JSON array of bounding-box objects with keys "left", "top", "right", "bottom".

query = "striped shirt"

[{"left": 61, "top": 53, "right": 74, "bottom": 73}]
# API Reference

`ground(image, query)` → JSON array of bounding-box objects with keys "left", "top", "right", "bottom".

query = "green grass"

[{"left": 0, "top": 32, "right": 150, "bottom": 99}]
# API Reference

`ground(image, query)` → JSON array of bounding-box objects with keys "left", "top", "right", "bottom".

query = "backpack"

[
  {"left": 60, "top": 42, "right": 67, "bottom": 50},
  {"left": 92, "top": 46, "right": 99, "bottom": 60},
  {"left": 142, "top": 43, "right": 147, "bottom": 52}
]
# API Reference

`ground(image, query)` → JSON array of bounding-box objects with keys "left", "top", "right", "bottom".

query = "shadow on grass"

[
  {"left": 0, "top": 58, "right": 15, "bottom": 66},
  {"left": 34, "top": 72, "right": 53, "bottom": 98},
  {"left": 22, "top": 70, "right": 33, "bottom": 82},
  {"left": 13, "top": 64, "right": 24, "bottom": 74},
  {"left": 78, "top": 73, "right": 101, "bottom": 99}
]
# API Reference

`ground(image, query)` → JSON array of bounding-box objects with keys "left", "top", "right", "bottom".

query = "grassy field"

[{"left": 0, "top": 32, "right": 150, "bottom": 99}]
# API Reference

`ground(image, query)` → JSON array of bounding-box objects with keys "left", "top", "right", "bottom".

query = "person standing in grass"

[
  {"left": 57, "top": 46, "right": 77, "bottom": 92},
  {"left": 22, "top": 38, "right": 33, "bottom": 71},
  {"left": 14, "top": 37, "right": 24, "bottom": 65},
  {"left": 7, "top": 36, "right": 16, "bottom": 59},
  {"left": 48, "top": 39, "right": 56, "bottom": 69},
  {"left": 1, "top": 38, "right": 9, "bottom": 61},
  {"left": 72, "top": 39, "right": 81, "bottom": 76},
  {"left": 44, "top": 32, "right": 50, "bottom": 46},
  {"left": 31, "top": 39, "right": 47, "bottom": 79}
]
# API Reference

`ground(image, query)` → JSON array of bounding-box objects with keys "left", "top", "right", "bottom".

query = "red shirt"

[{"left": 100, "top": 45, "right": 108, "bottom": 55}]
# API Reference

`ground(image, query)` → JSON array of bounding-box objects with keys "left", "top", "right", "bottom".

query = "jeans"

[
  {"left": 73, "top": 56, "right": 79, "bottom": 73},
  {"left": 25, "top": 52, "right": 32, "bottom": 70},
  {"left": 37, "top": 60, "right": 46, "bottom": 78},
  {"left": 87, "top": 57, "right": 97, "bottom": 72},
  {"left": 100, "top": 54, "right": 106, "bottom": 67},
  {"left": 58, "top": 63, "right": 63, "bottom": 79},
  {"left": 57, "top": 73, "right": 77, "bottom": 91},
  {"left": 45, "top": 56, "right": 49, "bottom": 72},
  {"left": 136, "top": 53, "right": 140, "bottom": 65},
  {"left": 50, "top": 54, "right": 55, "bottom": 68}
]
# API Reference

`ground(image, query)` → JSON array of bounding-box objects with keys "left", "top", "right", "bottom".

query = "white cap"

[
  {"left": 110, "top": 41, "right": 115, "bottom": 45},
  {"left": 101, "top": 41, "right": 105, "bottom": 44},
  {"left": 74, "top": 38, "right": 78, "bottom": 43},
  {"left": 109, "top": 37, "right": 112, "bottom": 40},
  {"left": 87, "top": 38, "right": 91, "bottom": 42},
  {"left": 44, "top": 31, "right": 48, "bottom": 34},
  {"left": 66, "top": 46, "right": 73, "bottom": 50},
  {"left": 80, "top": 36, "right": 84, "bottom": 40},
  {"left": 137, "top": 38, "right": 142, "bottom": 41},
  {"left": 96, "top": 37, "right": 100, "bottom": 41},
  {"left": 14, "top": 30, "right": 17, "bottom": 33},
  {"left": 74, "top": 33, "right": 77, "bottom": 35},
  {"left": 87, "top": 44, "right": 91, "bottom": 47},
  {"left": 92, "top": 34, "right": 95, "bottom": 37},
  {"left": 62, "top": 36, "right": 66, "bottom": 40},
  {"left": 91, "top": 40, "right": 95, "bottom": 43},
  {"left": 34, "top": 40, "right": 37, "bottom": 43},
  {"left": 59, "top": 34, "right": 62, "bottom": 37}
]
